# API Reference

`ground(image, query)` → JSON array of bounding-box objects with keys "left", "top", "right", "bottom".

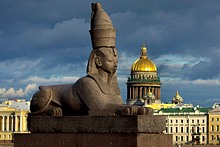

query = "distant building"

[
  {"left": 0, "top": 99, "right": 30, "bottom": 143},
  {"left": 155, "top": 107, "right": 209, "bottom": 145},
  {"left": 208, "top": 105, "right": 220, "bottom": 145},
  {"left": 126, "top": 44, "right": 161, "bottom": 105}
]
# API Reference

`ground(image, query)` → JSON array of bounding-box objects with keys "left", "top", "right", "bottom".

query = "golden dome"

[
  {"left": 172, "top": 90, "right": 183, "bottom": 101},
  {"left": 131, "top": 45, "right": 157, "bottom": 72}
]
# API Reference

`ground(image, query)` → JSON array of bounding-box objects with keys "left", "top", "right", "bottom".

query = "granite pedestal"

[{"left": 14, "top": 115, "right": 172, "bottom": 147}]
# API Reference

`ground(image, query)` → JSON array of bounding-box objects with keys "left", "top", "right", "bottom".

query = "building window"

[
  {"left": 197, "top": 119, "right": 199, "bottom": 123},
  {"left": 211, "top": 118, "right": 214, "bottom": 122},
  {"left": 186, "top": 119, "right": 189, "bottom": 123},
  {"left": 176, "top": 136, "right": 178, "bottom": 141},
  {"left": 197, "top": 127, "right": 200, "bottom": 133},
  {"left": 202, "top": 136, "right": 205, "bottom": 142},
  {"left": 212, "top": 125, "right": 214, "bottom": 131},
  {"left": 181, "top": 136, "right": 183, "bottom": 141},
  {"left": 217, "top": 135, "right": 219, "bottom": 140},
  {"left": 186, "top": 127, "right": 189, "bottom": 133},
  {"left": 176, "top": 120, "right": 178, "bottom": 123},
  {"left": 202, "top": 119, "right": 205, "bottom": 123},
  {"left": 181, "top": 119, "right": 183, "bottom": 123},
  {"left": 181, "top": 127, "right": 183, "bottom": 133},
  {"left": 171, "top": 127, "right": 173, "bottom": 133},
  {"left": 171, "top": 120, "right": 173, "bottom": 123},
  {"left": 217, "top": 125, "right": 219, "bottom": 131},
  {"left": 217, "top": 118, "right": 219, "bottom": 122},
  {"left": 187, "top": 136, "right": 189, "bottom": 141},
  {"left": 192, "top": 119, "right": 194, "bottom": 123},
  {"left": 202, "top": 127, "right": 205, "bottom": 133},
  {"left": 212, "top": 135, "right": 214, "bottom": 140},
  {"left": 176, "top": 127, "right": 178, "bottom": 133}
]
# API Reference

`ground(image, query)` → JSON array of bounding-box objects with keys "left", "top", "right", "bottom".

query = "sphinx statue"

[{"left": 30, "top": 3, "right": 153, "bottom": 116}]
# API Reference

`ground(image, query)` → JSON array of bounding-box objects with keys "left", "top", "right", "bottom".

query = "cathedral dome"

[{"left": 131, "top": 45, "right": 157, "bottom": 72}]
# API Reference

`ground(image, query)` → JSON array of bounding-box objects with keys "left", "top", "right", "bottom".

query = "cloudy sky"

[{"left": 0, "top": 0, "right": 220, "bottom": 107}]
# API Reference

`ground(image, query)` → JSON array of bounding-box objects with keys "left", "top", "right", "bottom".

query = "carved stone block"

[{"left": 28, "top": 115, "right": 166, "bottom": 133}]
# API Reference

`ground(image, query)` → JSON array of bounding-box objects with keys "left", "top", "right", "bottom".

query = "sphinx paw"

[
  {"left": 47, "top": 107, "right": 63, "bottom": 116},
  {"left": 137, "top": 107, "right": 154, "bottom": 115}
]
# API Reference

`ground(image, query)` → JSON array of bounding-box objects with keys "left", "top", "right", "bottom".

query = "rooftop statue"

[{"left": 30, "top": 3, "right": 153, "bottom": 116}]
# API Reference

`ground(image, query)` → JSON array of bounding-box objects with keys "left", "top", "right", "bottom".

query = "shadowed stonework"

[
  {"left": 27, "top": 116, "right": 166, "bottom": 133},
  {"left": 15, "top": 116, "right": 172, "bottom": 147}
]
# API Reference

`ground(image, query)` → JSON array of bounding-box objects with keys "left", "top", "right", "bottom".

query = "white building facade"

[
  {"left": 0, "top": 100, "right": 30, "bottom": 143},
  {"left": 155, "top": 107, "right": 209, "bottom": 145}
]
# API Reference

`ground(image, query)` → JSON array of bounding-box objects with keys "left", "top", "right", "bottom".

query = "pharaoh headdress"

[{"left": 87, "top": 3, "right": 120, "bottom": 95}]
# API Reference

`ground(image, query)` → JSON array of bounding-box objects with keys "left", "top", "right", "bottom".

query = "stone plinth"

[
  {"left": 14, "top": 116, "right": 173, "bottom": 147},
  {"left": 28, "top": 115, "right": 166, "bottom": 133}
]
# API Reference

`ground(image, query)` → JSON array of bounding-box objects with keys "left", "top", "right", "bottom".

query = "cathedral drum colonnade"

[{"left": 126, "top": 45, "right": 162, "bottom": 105}]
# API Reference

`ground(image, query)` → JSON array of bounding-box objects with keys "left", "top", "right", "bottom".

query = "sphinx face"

[{"left": 98, "top": 47, "right": 118, "bottom": 74}]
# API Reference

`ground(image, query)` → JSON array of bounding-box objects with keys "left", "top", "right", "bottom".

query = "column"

[
  {"left": 127, "top": 86, "right": 129, "bottom": 100},
  {"left": 15, "top": 115, "right": 18, "bottom": 132},
  {"left": 11, "top": 115, "right": 14, "bottom": 131},
  {"left": 139, "top": 87, "right": 142, "bottom": 98},
  {"left": 144, "top": 87, "right": 147, "bottom": 97},
  {"left": 0, "top": 116, "right": 2, "bottom": 131},
  {"left": 134, "top": 87, "right": 138, "bottom": 99},
  {"left": 156, "top": 87, "right": 159, "bottom": 99},
  {"left": 24, "top": 116, "right": 28, "bottom": 132},
  {"left": 154, "top": 88, "right": 157, "bottom": 98},
  {"left": 132, "top": 87, "right": 134, "bottom": 100},
  {"left": 6, "top": 115, "right": 9, "bottom": 131},
  {"left": 2, "top": 116, "right": 5, "bottom": 132},
  {"left": 129, "top": 87, "right": 131, "bottom": 100},
  {"left": 20, "top": 115, "right": 23, "bottom": 132},
  {"left": 138, "top": 87, "right": 140, "bottom": 99},
  {"left": 158, "top": 88, "right": 161, "bottom": 99},
  {"left": 157, "top": 88, "right": 160, "bottom": 101}
]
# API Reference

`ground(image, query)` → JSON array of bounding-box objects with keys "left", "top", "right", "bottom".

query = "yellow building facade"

[
  {"left": 0, "top": 100, "right": 29, "bottom": 143},
  {"left": 208, "top": 106, "right": 220, "bottom": 145}
]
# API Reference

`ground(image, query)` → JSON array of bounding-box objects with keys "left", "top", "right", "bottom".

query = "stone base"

[
  {"left": 27, "top": 115, "right": 167, "bottom": 133},
  {"left": 14, "top": 116, "right": 172, "bottom": 147},
  {"left": 14, "top": 133, "right": 172, "bottom": 147}
]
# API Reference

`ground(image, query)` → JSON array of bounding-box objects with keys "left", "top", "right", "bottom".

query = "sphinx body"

[
  {"left": 30, "top": 78, "right": 153, "bottom": 116},
  {"left": 30, "top": 74, "right": 125, "bottom": 116}
]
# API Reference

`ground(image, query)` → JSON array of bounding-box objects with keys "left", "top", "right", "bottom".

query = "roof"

[
  {"left": 209, "top": 106, "right": 220, "bottom": 114},
  {"left": 158, "top": 107, "right": 210, "bottom": 114},
  {"left": 9, "top": 101, "right": 30, "bottom": 110}
]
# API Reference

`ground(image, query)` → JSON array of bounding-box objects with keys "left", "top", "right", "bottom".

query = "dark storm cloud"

[
  {"left": 181, "top": 47, "right": 220, "bottom": 80},
  {"left": 108, "top": 0, "right": 220, "bottom": 62}
]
